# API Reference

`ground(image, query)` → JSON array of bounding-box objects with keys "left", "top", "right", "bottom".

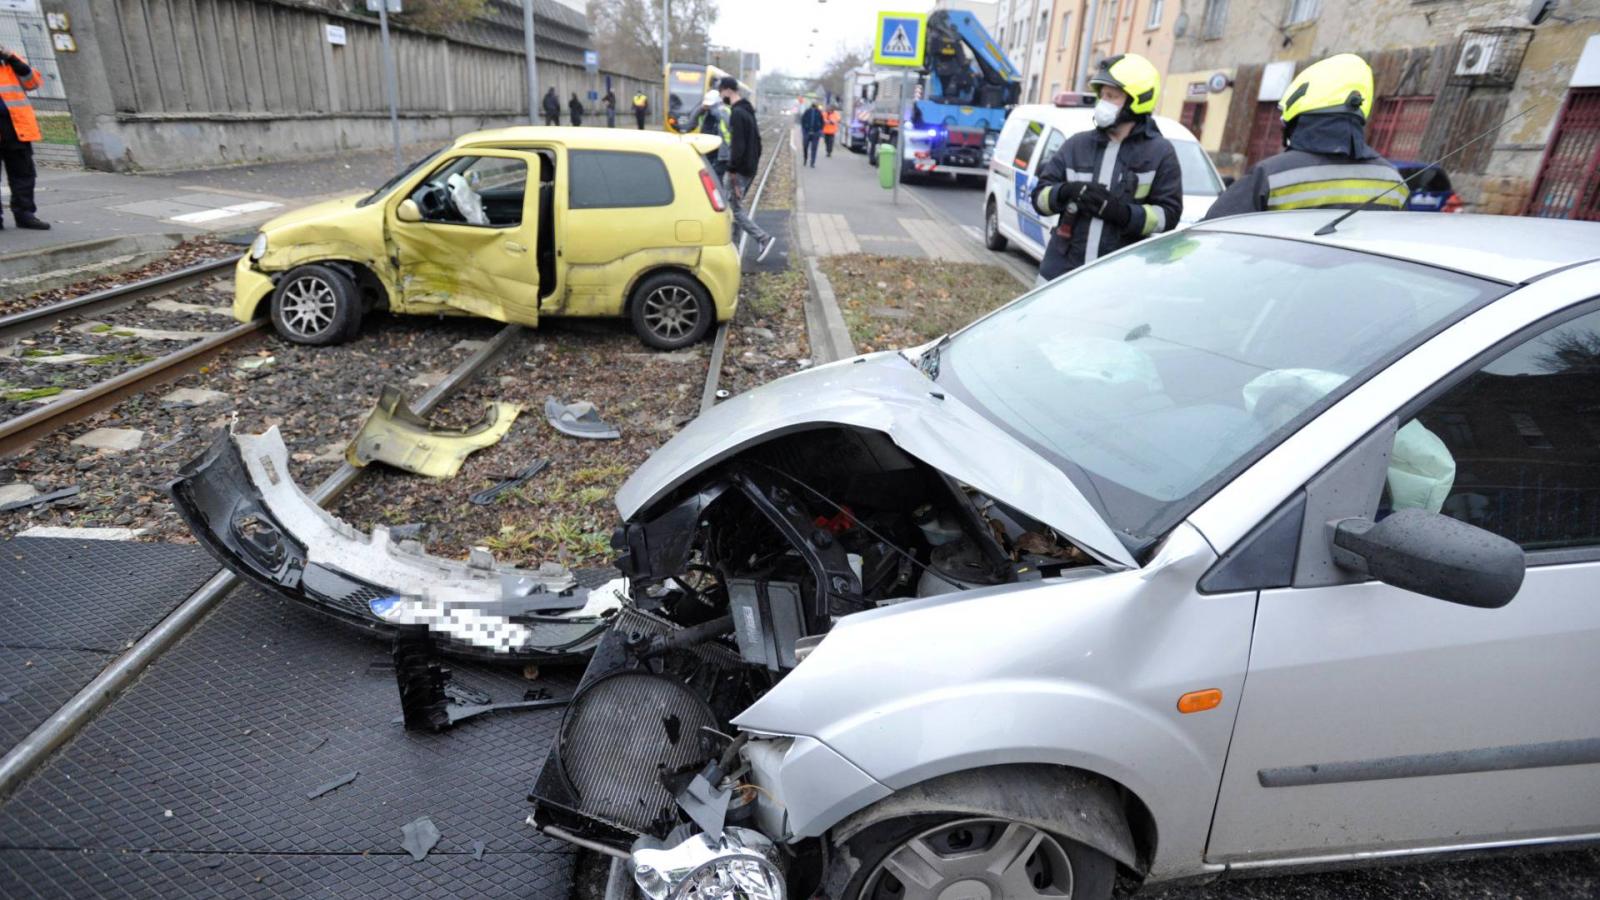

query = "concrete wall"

[
  {"left": 47, "top": 0, "right": 663, "bottom": 172},
  {"left": 1165, "top": 0, "right": 1600, "bottom": 211}
]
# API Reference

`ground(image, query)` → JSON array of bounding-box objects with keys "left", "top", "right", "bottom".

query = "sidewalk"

[{"left": 3, "top": 143, "right": 442, "bottom": 274}]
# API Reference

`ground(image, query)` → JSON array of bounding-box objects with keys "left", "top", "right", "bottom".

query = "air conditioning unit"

[{"left": 1452, "top": 28, "right": 1533, "bottom": 85}]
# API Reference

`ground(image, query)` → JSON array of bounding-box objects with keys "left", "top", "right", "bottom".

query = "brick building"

[{"left": 1161, "top": 0, "right": 1600, "bottom": 217}]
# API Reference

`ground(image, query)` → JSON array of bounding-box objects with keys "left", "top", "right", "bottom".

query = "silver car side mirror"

[{"left": 1330, "top": 510, "right": 1525, "bottom": 609}]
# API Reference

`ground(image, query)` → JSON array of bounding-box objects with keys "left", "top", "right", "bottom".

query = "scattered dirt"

[
  {"left": 820, "top": 255, "right": 1022, "bottom": 352},
  {"left": 719, "top": 268, "right": 811, "bottom": 398},
  {"left": 0, "top": 236, "right": 237, "bottom": 318}
]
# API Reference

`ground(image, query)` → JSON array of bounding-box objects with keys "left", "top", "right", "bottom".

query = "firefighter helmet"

[
  {"left": 1088, "top": 53, "right": 1160, "bottom": 116},
  {"left": 1279, "top": 53, "right": 1374, "bottom": 124}
]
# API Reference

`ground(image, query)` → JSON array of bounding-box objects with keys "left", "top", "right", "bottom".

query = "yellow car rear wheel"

[{"left": 631, "top": 271, "right": 713, "bottom": 351}]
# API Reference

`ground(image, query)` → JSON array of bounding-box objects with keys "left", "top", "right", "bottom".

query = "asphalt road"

[{"left": 838, "top": 154, "right": 1600, "bottom": 900}]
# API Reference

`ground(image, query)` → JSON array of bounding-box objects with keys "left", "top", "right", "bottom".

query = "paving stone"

[
  {"left": 450, "top": 339, "right": 488, "bottom": 353},
  {"left": 20, "top": 353, "right": 99, "bottom": 365},
  {"left": 160, "top": 387, "right": 230, "bottom": 408},
  {"left": 74, "top": 321, "right": 214, "bottom": 342},
  {"left": 0, "top": 483, "right": 40, "bottom": 506},
  {"left": 70, "top": 427, "right": 146, "bottom": 452},
  {"left": 408, "top": 370, "right": 447, "bottom": 389}
]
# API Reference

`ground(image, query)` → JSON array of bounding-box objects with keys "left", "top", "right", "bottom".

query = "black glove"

[
  {"left": 1037, "top": 181, "right": 1085, "bottom": 215},
  {"left": 1080, "top": 184, "right": 1133, "bottom": 230}
]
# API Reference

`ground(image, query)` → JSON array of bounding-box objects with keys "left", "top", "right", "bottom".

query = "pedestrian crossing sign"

[{"left": 873, "top": 11, "right": 927, "bottom": 68}]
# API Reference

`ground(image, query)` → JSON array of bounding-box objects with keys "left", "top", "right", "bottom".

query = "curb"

[
  {"left": 793, "top": 127, "right": 858, "bottom": 365},
  {"left": 0, "top": 233, "right": 187, "bottom": 297}
]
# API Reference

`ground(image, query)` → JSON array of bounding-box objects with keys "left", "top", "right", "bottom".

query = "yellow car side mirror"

[{"left": 396, "top": 199, "right": 423, "bottom": 223}]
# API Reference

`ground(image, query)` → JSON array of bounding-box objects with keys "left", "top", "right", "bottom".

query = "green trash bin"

[{"left": 877, "top": 142, "right": 896, "bottom": 189}]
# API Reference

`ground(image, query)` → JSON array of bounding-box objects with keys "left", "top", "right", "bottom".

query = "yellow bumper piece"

[{"left": 346, "top": 385, "right": 521, "bottom": 479}]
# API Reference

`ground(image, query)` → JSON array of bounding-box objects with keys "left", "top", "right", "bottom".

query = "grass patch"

[
  {"left": 2, "top": 386, "right": 63, "bottom": 402},
  {"left": 20, "top": 348, "right": 63, "bottom": 359},
  {"left": 483, "top": 516, "right": 611, "bottom": 563},
  {"left": 820, "top": 255, "right": 1023, "bottom": 352},
  {"left": 83, "top": 352, "right": 156, "bottom": 366},
  {"left": 35, "top": 113, "right": 77, "bottom": 146},
  {"left": 742, "top": 268, "right": 806, "bottom": 319}
]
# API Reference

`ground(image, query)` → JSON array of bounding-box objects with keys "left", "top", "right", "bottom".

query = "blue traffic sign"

[{"left": 873, "top": 11, "right": 927, "bottom": 68}]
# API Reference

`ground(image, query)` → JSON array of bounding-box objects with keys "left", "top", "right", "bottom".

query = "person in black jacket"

[
  {"left": 568, "top": 93, "right": 584, "bottom": 126},
  {"left": 603, "top": 89, "right": 617, "bottom": 128},
  {"left": 718, "top": 76, "right": 775, "bottom": 261},
  {"left": 541, "top": 88, "right": 561, "bottom": 126},
  {"left": 800, "top": 102, "right": 823, "bottom": 167},
  {"left": 1029, "top": 54, "right": 1181, "bottom": 284}
]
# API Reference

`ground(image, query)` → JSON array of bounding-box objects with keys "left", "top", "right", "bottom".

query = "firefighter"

[
  {"left": 1029, "top": 53, "right": 1180, "bottom": 284},
  {"left": 1203, "top": 54, "right": 1407, "bottom": 219},
  {"left": 0, "top": 45, "right": 49, "bottom": 230}
]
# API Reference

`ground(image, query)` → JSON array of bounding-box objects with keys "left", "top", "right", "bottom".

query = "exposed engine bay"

[{"left": 529, "top": 426, "right": 1102, "bottom": 894}]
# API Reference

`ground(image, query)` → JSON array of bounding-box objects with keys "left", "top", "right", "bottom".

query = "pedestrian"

[
  {"left": 569, "top": 92, "right": 584, "bottom": 127},
  {"left": 603, "top": 89, "right": 617, "bottom": 128},
  {"left": 822, "top": 105, "right": 841, "bottom": 158},
  {"left": 542, "top": 87, "right": 561, "bottom": 127},
  {"left": 1029, "top": 54, "right": 1180, "bottom": 286},
  {"left": 0, "top": 44, "right": 48, "bottom": 230},
  {"left": 800, "top": 101, "right": 823, "bottom": 168},
  {"left": 1203, "top": 54, "right": 1407, "bottom": 219},
  {"left": 632, "top": 90, "right": 649, "bottom": 129},
  {"left": 719, "top": 76, "right": 776, "bottom": 262}
]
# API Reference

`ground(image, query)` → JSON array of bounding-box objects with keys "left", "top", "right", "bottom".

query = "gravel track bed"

[
  {"left": 327, "top": 320, "right": 707, "bottom": 568},
  {"left": 0, "top": 314, "right": 498, "bottom": 541},
  {"left": 0, "top": 236, "right": 236, "bottom": 318}
]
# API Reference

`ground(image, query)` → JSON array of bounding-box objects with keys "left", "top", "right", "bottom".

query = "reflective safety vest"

[
  {"left": 632, "top": 93, "right": 648, "bottom": 110},
  {"left": 1, "top": 56, "right": 42, "bottom": 143},
  {"left": 1204, "top": 149, "right": 1408, "bottom": 219},
  {"left": 822, "top": 110, "right": 840, "bottom": 135}
]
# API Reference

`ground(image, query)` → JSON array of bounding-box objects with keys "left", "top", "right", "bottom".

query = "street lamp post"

[
  {"left": 524, "top": 0, "right": 539, "bottom": 124},
  {"left": 375, "top": 0, "right": 402, "bottom": 170}
]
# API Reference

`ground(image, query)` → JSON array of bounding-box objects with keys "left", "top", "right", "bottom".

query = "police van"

[{"left": 984, "top": 94, "right": 1225, "bottom": 261}]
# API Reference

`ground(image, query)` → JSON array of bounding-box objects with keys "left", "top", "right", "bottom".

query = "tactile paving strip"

[
  {"left": 0, "top": 586, "right": 578, "bottom": 898},
  {"left": 0, "top": 539, "right": 219, "bottom": 752}
]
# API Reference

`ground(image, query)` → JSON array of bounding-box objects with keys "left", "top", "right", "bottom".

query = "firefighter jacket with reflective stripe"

[
  {"left": 1, "top": 54, "right": 43, "bottom": 144},
  {"left": 1203, "top": 113, "right": 1408, "bottom": 220},
  {"left": 1029, "top": 116, "right": 1183, "bottom": 280}
]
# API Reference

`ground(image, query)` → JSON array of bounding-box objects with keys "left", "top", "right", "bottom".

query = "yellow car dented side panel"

[
  {"left": 558, "top": 247, "right": 703, "bottom": 317},
  {"left": 697, "top": 241, "right": 741, "bottom": 320},
  {"left": 232, "top": 195, "right": 399, "bottom": 322}
]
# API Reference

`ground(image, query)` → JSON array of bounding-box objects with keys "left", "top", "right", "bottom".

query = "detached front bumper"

[{"left": 170, "top": 427, "right": 621, "bottom": 661}]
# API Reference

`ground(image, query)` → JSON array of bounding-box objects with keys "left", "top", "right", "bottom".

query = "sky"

[{"left": 712, "top": 0, "right": 955, "bottom": 77}]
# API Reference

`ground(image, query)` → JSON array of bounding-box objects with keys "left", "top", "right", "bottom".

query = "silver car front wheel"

[{"left": 861, "top": 818, "right": 1077, "bottom": 900}]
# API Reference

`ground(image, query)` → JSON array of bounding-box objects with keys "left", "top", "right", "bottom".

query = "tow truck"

[{"left": 862, "top": 9, "right": 1020, "bottom": 181}]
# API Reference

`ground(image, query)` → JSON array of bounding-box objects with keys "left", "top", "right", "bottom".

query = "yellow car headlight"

[{"left": 249, "top": 233, "right": 269, "bottom": 260}]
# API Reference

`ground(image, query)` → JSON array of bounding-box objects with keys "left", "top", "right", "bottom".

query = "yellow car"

[{"left": 234, "top": 127, "right": 740, "bottom": 350}]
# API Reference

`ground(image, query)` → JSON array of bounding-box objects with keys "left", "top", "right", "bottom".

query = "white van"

[{"left": 985, "top": 95, "right": 1224, "bottom": 262}]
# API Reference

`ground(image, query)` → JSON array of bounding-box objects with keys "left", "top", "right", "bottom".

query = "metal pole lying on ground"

[
  {"left": 524, "top": 0, "right": 539, "bottom": 123},
  {"left": 378, "top": 1, "right": 402, "bottom": 170}
]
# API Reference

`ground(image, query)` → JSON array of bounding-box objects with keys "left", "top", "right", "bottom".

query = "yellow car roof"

[{"left": 454, "top": 126, "right": 716, "bottom": 155}]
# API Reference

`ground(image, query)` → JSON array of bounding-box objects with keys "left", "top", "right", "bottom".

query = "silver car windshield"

[{"left": 941, "top": 231, "right": 1506, "bottom": 551}]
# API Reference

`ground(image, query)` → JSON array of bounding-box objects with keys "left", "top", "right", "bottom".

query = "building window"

[
  {"left": 1180, "top": 100, "right": 1207, "bottom": 134},
  {"left": 1037, "top": 10, "right": 1049, "bottom": 41},
  {"left": 1367, "top": 95, "right": 1435, "bottom": 161},
  {"left": 1201, "top": 0, "right": 1229, "bottom": 39},
  {"left": 1060, "top": 11, "right": 1072, "bottom": 45},
  {"left": 1099, "top": 0, "right": 1119, "bottom": 39},
  {"left": 1049, "top": 81, "right": 1061, "bottom": 100},
  {"left": 1527, "top": 87, "right": 1600, "bottom": 221},
  {"left": 1245, "top": 100, "right": 1284, "bottom": 170},
  {"left": 1029, "top": 74, "right": 1041, "bottom": 103},
  {"left": 1285, "top": 0, "right": 1321, "bottom": 26},
  {"left": 1147, "top": 0, "right": 1165, "bottom": 29},
  {"left": 998, "top": 26, "right": 1006, "bottom": 48}
]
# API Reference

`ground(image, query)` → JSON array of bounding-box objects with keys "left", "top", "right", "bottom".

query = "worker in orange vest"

[
  {"left": 822, "top": 105, "right": 842, "bottom": 158},
  {"left": 0, "top": 44, "right": 48, "bottom": 230}
]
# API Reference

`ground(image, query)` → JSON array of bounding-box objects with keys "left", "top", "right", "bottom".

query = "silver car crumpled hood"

[{"left": 616, "top": 352, "right": 1137, "bottom": 570}]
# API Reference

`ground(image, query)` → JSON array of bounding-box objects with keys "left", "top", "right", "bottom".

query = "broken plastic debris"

[
  {"left": 469, "top": 458, "right": 550, "bottom": 506},
  {"left": 235, "top": 356, "right": 275, "bottom": 371},
  {"left": 401, "top": 816, "right": 441, "bottom": 861},
  {"left": 393, "top": 627, "right": 571, "bottom": 732},
  {"left": 347, "top": 385, "right": 520, "bottom": 478},
  {"left": 0, "top": 485, "right": 79, "bottom": 513},
  {"left": 472, "top": 839, "right": 486, "bottom": 861},
  {"left": 543, "top": 397, "right": 621, "bottom": 440},
  {"left": 306, "top": 770, "right": 359, "bottom": 800}
]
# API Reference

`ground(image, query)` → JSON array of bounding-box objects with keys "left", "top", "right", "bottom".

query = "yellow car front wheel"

[{"left": 271, "top": 264, "right": 361, "bottom": 346}]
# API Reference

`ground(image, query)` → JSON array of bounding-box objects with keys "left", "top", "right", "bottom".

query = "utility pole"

[
  {"left": 1074, "top": 0, "right": 1100, "bottom": 93},
  {"left": 523, "top": 0, "right": 539, "bottom": 124},
  {"left": 661, "top": 0, "right": 669, "bottom": 128},
  {"left": 376, "top": 0, "right": 402, "bottom": 170}
]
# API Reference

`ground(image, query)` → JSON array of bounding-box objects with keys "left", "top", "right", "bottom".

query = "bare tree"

[
  {"left": 815, "top": 47, "right": 870, "bottom": 105},
  {"left": 588, "top": 0, "right": 720, "bottom": 80},
  {"left": 1536, "top": 329, "right": 1600, "bottom": 374},
  {"left": 393, "top": 0, "right": 490, "bottom": 32}
]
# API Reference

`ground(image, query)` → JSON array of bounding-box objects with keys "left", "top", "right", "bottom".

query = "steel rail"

[
  {"left": 699, "top": 122, "right": 789, "bottom": 415},
  {"left": 0, "top": 323, "right": 524, "bottom": 802},
  {"left": 0, "top": 255, "right": 242, "bottom": 343}
]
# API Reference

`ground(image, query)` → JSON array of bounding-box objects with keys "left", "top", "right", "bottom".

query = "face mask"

[{"left": 1092, "top": 98, "right": 1122, "bottom": 130}]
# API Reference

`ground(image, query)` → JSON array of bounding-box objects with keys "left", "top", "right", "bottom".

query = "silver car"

[{"left": 530, "top": 211, "right": 1600, "bottom": 900}]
